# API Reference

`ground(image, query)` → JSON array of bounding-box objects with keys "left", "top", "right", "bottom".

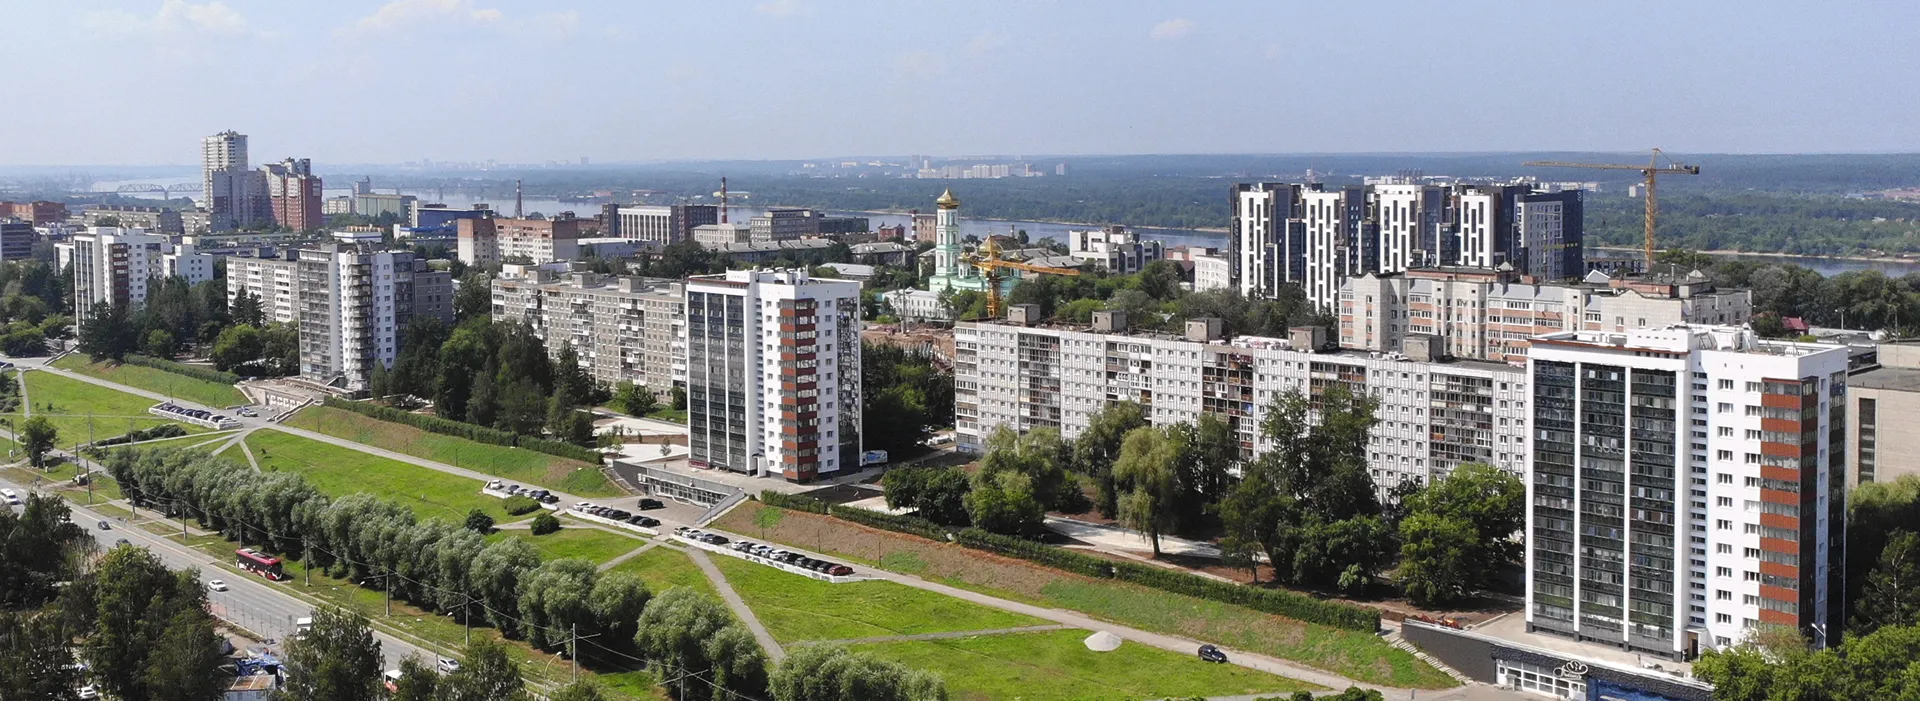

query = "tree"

[
  {"left": 635, "top": 588, "right": 768, "bottom": 701},
  {"left": 78, "top": 302, "right": 138, "bottom": 360},
  {"left": 550, "top": 681, "right": 609, "bottom": 701},
  {"left": 770, "top": 645, "right": 948, "bottom": 701},
  {"left": 20, "top": 415, "right": 55, "bottom": 469},
  {"left": 84, "top": 547, "right": 221, "bottom": 701},
  {"left": 231, "top": 291, "right": 266, "bottom": 328},
  {"left": 615, "top": 381, "right": 656, "bottom": 416},
  {"left": 455, "top": 272, "right": 494, "bottom": 322},
  {"left": 530, "top": 512, "right": 560, "bottom": 535},
  {"left": 974, "top": 425, "right": 1082, "bottom": 513},
  {"left": 0, "top": 492, "right": 90, "bottom": 608},
  {"left": 389, "top": 656, "right": 440, "bottom": 701},
  {"left": 280, "top": 606, "right": 384, "bottom": 701},
  {"left": 1389, "top": 462, "right": 1526, "bottom": 603},
  {"left": 882, "top": 466, "right": 971, "bottom": 525},
  {"left": 210, "top": 324, "right": 263, "bottom": 371},
  {"left": 671, "top": 385, "right": 687, "bottom": 411},
  {"left": 588, "top": 571, "right": 651, "bottom": 645},
  {"left": 1855, "top": 530, "right": 1920, "bottom": 633},
  {"left": 1074, "top": 401, "right": 1147, "bottom": 518},
  {"left": 469, "top": 538, "right": 539, "bottom": 634},
  {"left": 1397, "top": 513, "right": 1478, "bottom": 606},
  {"left": 141, "top": 607, "right": 228, "bottom": 701},
  {"left": 519, "top": 558, "right": 597, "bottom": 650},
  {"left": 0, "top": 610, "right": 79, "bottom": 698},
  {"left": 464, "top": 509, "right": 495, "bottom": 534},
  {"left": 1693, "top": 623, "right": 1920, "bottom": 701},
  {"left": 1112, "top": 425, "right": 1183, "bottom": 555},
  {"left": 438, "top": 638, "right": 528, "bottom": 701},
  {"left": 1849, "top": 476, "right": 1920, "bottom": 617},
  {"left": 963, "top": 470, "right": 1045, "bottom": 536}
]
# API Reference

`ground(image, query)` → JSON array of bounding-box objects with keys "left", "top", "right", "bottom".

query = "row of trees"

[
  {"left": 0, "top": 260, "right": 71, "bottom": 356},
  {"left": 1693, "top": 621, "right": 1920, "bottom": 701},
  {"left": 886, "top": 389, "right": 1524, "bottom": 605},
  {"left": 861, "top": 342, "right": 955, "bottom": 456},
  {"left": 373, "top": 316, "right": 607, "bottom": 447},
  {"left": 1, "top": 496, "right": 230, "bottom": 701},
  {"left": 75, "top": 275, "right": 232, "bottom": 361},
  {"left": 939, "top": 262, "right": 1327, "bottom": 337},
  {"left": 1659, "top": 249, "right": 1920, "bottom": 335}
]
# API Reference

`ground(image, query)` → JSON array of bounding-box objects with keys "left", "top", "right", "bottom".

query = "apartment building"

[
  {"left": 1068, "top": 226, "right": 1164, "bottom": 274},
  {"left": 1340, "top": 267, "right": 1752, "bottom": 364},
  {"left": 203, "top": 130, "right": 269, "bottom": 231},
  {"left": 616, "top": 204, "right": 719, "bottom": 246},
  {"left": 492, "top": 271, "right": 686, "bottom": 393},
  {"left": 457, "top": 214, "right": 582, "bottom": 265},
  {"left": 1844, "top": 342, "right": 1920, "bottom": 488},
  {"left": 0, "top": 220, "right": 36, "bottom": 261},
  {"left": 82, "top": 206, "right": 183, "bottom": 235},
  {"left": 1231, "top": 180, "right": 1586, "bottom": 310},
  {"left": 227, "top": 253, "right": 302, "bottom": 324},
  {"left": 296, "top": 246, "right": 452, "bottom": 391},
  {"left": 262, "top": 157, "right": 324, "bottom": 232},
  {"left": 954, "top": 311, "right": 1532, "bottom": 493},
  {"left": 684, "top": 269, "right": 862, "bottom": 482},
  {"left": 1525, "top": 326, "right": 1847, "bottom": 659},
  {"left": 70, "top": 228, "right": 214, "bottom": 322},
  {"left": 1192, "top": 252, "right": 1232, "bottom": 292},
  {"left": 0, "top": 200, "right": 69, "bottom": 225}
]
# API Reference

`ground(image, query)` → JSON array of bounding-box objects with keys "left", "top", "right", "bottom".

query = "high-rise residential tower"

[
  {"left": 263, "top": 157, "right": 324, "bottom": 232},
  {"left": 202, "top": 130, "right": 268, "bottom": 230},
  {"left": 1525, "top": 326, "right": 1847, "bottom": 658},
  {"left": 684, "top": 269, "right": 862, "bottom": 482}
]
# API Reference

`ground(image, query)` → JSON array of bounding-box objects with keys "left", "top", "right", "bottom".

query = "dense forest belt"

[{"left": 1585, "top": 193, "right": 1920, "bottom": 257}]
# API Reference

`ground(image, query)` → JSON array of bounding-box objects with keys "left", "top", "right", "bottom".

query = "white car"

[
  {"left": 437, "top": 657, "right": 461, "bottom": 674},
  {"left": 383, "top": 669, "right": 404, "bottom": 692},
  {"left": 206, "top": 579, "right": 229, "bottom": 592},
  {"left": 76, "top": 686, "right": 99, "bottom": 700}
]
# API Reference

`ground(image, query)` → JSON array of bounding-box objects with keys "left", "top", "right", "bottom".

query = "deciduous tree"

[{"left": 280, "top": 606, "right": 384, "bottom": 701}]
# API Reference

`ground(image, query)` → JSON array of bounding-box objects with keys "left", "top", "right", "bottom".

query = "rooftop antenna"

[{"left": 514, "top": 179, "right": 523, "bottom": 218}]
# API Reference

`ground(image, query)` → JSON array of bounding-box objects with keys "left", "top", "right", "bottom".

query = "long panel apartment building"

[
  {"left": 69, "top": 228, "right": 216, "bottom": 322},
  {"left": 1341, "top": 266, "right": 1752, "bottom": 364},
  {"left": 1524, "top": 326, "right": 1846, "bottom": 659},
  {"left": 1232, "top": 180, "right": 1586, "bottom": 310},
  {"left": 492, "top": 270, "right": 686, "bottom": 393},
  {"left": 684, "top": 269, "right": 863, "bottom": 482},
  {"left": 954, "top": 309, "right": 1532, "bottom": 493}
]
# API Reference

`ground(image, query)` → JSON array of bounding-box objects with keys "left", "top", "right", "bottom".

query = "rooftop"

[{"left": 1534, "top": 324, "right": 1844, "bottom": 357}]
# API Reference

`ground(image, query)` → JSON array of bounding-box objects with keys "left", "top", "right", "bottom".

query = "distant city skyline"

[{"left": 2, "top": 1, "right": 1917, "bottom": 165}]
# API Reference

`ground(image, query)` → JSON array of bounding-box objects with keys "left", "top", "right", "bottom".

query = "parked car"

[
  {"left": 75, "top": 685, "right": 98, "bottom": 700},
  {"left": 637, "top": 498, "right": 665, "bottom": 510},
  {"left": 206, "top": 580, "right": 229, "bottom": 592},
  {"left": 1197, "top": 645, "right": 1228, "bottom": 663},
  {"left": 632, "top": 516, "right": 661, "bottom": 528},
  {"left": 437, "top": 658, "right": 461, "bottom": 674},
  {"left": 486, "top": 480, "right": 504, "bottom": 490},
  {"left": 674, "top": 526, "right": 691, "bottom": 536},
  {"left": 826, "top": 564, "right": 853, "bottom": 576},
  {"left": 703, "top": 534, "right": 729, "bottom": 545}
]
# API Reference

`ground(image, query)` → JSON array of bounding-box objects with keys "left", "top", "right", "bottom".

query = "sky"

[{"left": 3, "top": 0, "right": 1918, "bottom": 165}]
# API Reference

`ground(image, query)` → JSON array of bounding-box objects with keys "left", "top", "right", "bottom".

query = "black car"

[
  {"left": 1197, "top": 645, "right": 1228, "bottom": 663},
  {"left": 634, "top": 516, "right": 661, "bottom": 528},
  {"left": 637, "top": 498, "right": 666, "bottom": 510},
  {"left": 703, "top": 534, "right": 729, "bottom": 545}
]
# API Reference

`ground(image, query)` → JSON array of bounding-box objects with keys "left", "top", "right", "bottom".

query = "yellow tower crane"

[
  {"left": 1523, "top": 148, "right": 1700, "bottom": 270},
  {"left": 965, "top": 238, "right": 1080, "bottom": 319}
]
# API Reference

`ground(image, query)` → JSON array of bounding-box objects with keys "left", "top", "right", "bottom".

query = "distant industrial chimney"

[{"left": 514, "top": 179, "right": 523, "bottom": 218}]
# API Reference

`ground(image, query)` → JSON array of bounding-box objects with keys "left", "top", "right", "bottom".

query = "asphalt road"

[{"left": 0, "top": 471, "right": 435, "bottom": 671}]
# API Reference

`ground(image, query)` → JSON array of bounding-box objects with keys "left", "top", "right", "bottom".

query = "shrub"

[
  {"left": 123, "top": 354, "right": 242, "bottom": 386},
  {"left": 465, "top": 509, "right": 495, "bottom": 534},
  {"left": 322, "top": 397, "right": 602, "bottom": 464},
  {"left": 529, "top": 513, "right": 560, "bottom": 535},
  {"left": 502, "top": 495, "right": 541, "bottom": 516},
  {"left": 759, "top": 491, "right": 828, "bottom": 515},
  {"left": 93, "top": 424, "right": 190, "bottom": 448}
]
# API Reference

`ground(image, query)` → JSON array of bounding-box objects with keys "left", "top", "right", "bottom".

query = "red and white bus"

[{"left": 235, "top": 548, "right": 288, "bottom": 581}]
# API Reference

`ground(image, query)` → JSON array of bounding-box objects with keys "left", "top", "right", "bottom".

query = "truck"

[{"left": 860, "top": 450, "right": 889, "bottom": 466}]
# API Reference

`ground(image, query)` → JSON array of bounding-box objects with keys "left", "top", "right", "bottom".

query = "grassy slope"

[
  {"left": 11, "top": 370, "right": 203, "bottom": 448},
  {"left": 709, "top": 555, "right": 1044, "bottom": 644},
  {"left": 605, "top": 547, "right": 715, "bottom": 598},
  {"left": 851, "top": 628, "right": 1321, "bottom": 701},
  {"left": 52, "top": 355, "right": 247, "bottom": 407},
  {"left": 283, "top": 406, "right": 618, "bottom": 497},
  {"left": 244, "top": 429, "right": 511, "bottom": 523},
  {"left": 490, "top": 526, "right": 647, "bottom": 564}
]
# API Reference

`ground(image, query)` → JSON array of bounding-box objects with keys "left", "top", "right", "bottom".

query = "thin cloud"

[
  {"left": 1149, "top": 18, "right": 1195, "bottom": 41},
  {"left": 83, "top": 0, "right": 261, "bottom": 38},
  {"left": 755, "top": 0, "right": 809, "bottom": 18},
  {"left": 966, "top": 30, "right": 1011, "bottom": 56},
  {"left": 345, "top": 0, "right": 504, "bottom": 34}
]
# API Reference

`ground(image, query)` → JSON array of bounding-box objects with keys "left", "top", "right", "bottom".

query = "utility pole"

[
  {"left": 303, "top": 537, "right": 312, "bottom": 588},
  {"left": 565, "top": 624, "right": 602, "bottom": 684}
]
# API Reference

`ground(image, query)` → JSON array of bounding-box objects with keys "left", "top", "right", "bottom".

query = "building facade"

[
  {"left": 492, "top": 272, "right": 686, "bottom": 393},
  {"left": 748, "top": 208, "right": 821, "bottom": 242},
  {"left": 82, "top": 206, "right": 183, "bottom": 235},
  {"left": 684, "top": 269, "right": 862, "bottom": 482},
  {"left": 881, "top": 289, "right": 951, "bottom": 321},
  {"left": 227, "top": 253, "right": 302, "bottom": 324},
  {"left": 1068, "top": 226, "right": 1164, "bottom": 274},
  {"left": 1525, "top": 326, "right": 1847, "bottom": 659},
  {"left": 262, "top": 157, "right": 324, "bottom": 232},
  {"left": 71, "top": 229, "right": 169, "bottom": 322},
  {"left": 0, "top": 221, "right": 34, "bottom": 261},
  {"left": 1340, "top": 267, "right": 1752, "bottom": 364},
  {"left": 1192, "top": 252, "right": 1232, "bottom": 292},
  {"left": 457, "top": 215, "right": 583, "bottom": 265},
  {"left": 296, "top": 246, "right": 450, "bottom": 392},
  {"left": 616, "top": 204, "right": 719, "bottom": 246},
  {"left": 1844, "top": 342, "right": 1920, "bottom": 488},
  {"left": 203, "top": 130, "right": 269, "bottom": 231},
  {"left": 693, "top": 223, "right": 753, "bottom": 247},
  {"left": 954, "top": 315, "right": 1532, "bottom": 494},
  {"left": 0, "top": 201, "right": 69, "bottom": 225},
  {"left": 353, "top": 192, "right": 416, "bottom": 219}
]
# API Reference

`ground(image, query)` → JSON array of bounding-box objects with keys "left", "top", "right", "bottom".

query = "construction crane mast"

[
  {"left": 966, "top": 238, "right": 1080, "bottom": 319},
  {"left": 1523, "top": 148, "right": 1700, "bottom": 270}
]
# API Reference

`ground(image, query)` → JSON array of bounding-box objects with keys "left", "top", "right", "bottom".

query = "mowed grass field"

[
  {"left": 242, "top": 429, "right": 512, "bottom": 523},
  {"left": 849, "top": 628, "right": 1321, "bottom": 701},
  {"left": 490, "top": 525, "right": 647, "bottom": 564},
  {"left": 52, "top": 355, "right": 247, "bottom": 408},
  {"left": 284, "top": 406, "right": 619, "bottom": 497},
  {"left": 10, "top": 370, "right": 204, "bottom": 449},
  {"left": 605, "top": 547, "right": 714, "bottom": 598},
  {"left": 709, "top": 555, "right": 1044, "bottom": 644},
  {"left": 714, "top": 503, "right": 1458, "bottom": 690}
]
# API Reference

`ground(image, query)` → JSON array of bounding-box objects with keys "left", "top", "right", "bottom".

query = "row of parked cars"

[
  {"left": 712, "top": 534, "right": 856, "bottom": 577},
  {"left": 487, "top": 480, "right": 560, "bottom": 504},
  {"left": 153, "top": 402, "right": 238, "bottom": 428},
  {"left": 576, "top": 502, "right": 661, "bottom": 528}
]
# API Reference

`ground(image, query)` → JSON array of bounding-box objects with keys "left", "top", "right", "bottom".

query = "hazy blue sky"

[{"left": 4, "top": 1, "right": 1916, "bottom": 165}]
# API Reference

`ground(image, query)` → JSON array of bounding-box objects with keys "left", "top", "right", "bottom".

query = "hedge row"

[
  {"left": 753, "top": 491, "right": 1380, "bottom": 632},
  {"left": 123, "top": 354, "right": 242, "bottom": 387},
  {"left": 321, "top": 397, "right": 603, "bottom": 464}
]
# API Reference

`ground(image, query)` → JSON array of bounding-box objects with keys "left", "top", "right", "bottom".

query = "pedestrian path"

[
  {"left": 688, "top": 548, "right": 786, "bottom": 661},
  {"left": 805, "top": 623, "right": 1069, "bottom": 646},
  {"left": 598, "top": 540, "right": 665, "bottom": 572}
]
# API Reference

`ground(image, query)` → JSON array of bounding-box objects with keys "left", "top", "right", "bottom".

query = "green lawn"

[
  {"left": 283, "top": 406, "right": 619, "bottom": 497},
  {"left": 9, "top": 370, "right": 205, "bottom": 449},
  {"left": 606, "top": 547, "right": 715, "bottom": 597},
  {"left": 490, "top": 525, "right": 647, "bottom": 564},
  {"left": 849, "top": 629, "right": 1321, "bottom": 701},
  {"left": 710, "top": 555, "right": 1044, "bottom": 644},
  {"left": 0, "top": 463, "right": 123, "bottom": 502},
  {"left": 52, "top": 355, "right": 247, "bottom": 408},
  {"left": 244, "top": 430, "right": 512, "bottom": 523}
]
